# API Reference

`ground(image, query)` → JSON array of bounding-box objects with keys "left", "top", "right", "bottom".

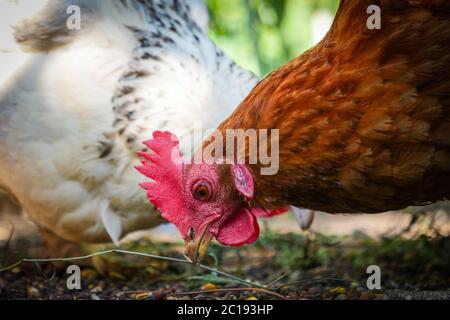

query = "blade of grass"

[{"left": 0, "top": 249, "right": 265, "bottom": 289}]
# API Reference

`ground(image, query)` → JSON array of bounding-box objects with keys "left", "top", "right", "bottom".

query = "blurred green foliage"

[{"left": 207, "top": 0, "right": 339, "bottom": 76}]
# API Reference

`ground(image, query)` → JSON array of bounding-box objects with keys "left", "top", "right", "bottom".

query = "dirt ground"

[{"left": 1, "top": 207, "right": 449, "bottom": 300}]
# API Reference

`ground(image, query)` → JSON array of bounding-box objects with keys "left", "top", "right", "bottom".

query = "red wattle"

[{"left": 216, "top": 209, "right": 260, "bottom": 247}]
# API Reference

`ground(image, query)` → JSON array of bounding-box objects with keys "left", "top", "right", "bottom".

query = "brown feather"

[{"left": 212, "top": 0, "right": 450, "bottom": 213}]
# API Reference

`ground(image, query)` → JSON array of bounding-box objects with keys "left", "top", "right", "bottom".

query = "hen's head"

[{"left": 136, "top": 131, "right": 283, "bottom": 262}]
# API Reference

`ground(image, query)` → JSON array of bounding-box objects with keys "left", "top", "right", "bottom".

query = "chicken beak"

[{"left": 184, "top": 223, "right": 214, "bottom": 264}]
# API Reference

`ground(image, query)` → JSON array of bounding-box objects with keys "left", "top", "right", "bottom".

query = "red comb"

[{"left": 136, "top": 131, "right": 185, "bottom": 227}]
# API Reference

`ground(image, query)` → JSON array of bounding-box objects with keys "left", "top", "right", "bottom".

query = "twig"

[
  {"left": 174, "top": 288, "right": 288, "bottom": 300},
  {"left": 32, "top": 261, "right": 56, "bottom": 282},
  {"left": 194, "top": 263, "right": 263, "bottom": 288},
  {"left": 0, "top": 249, "right": 264, "bottom": 288},
  {"left": 275, "top": 277, "right": 362, "bottom": 290},
  {"left": 266, "top": 273, "right": 288, "bottom": 288},
  {"left": 0, "top": 259, "right": 21, "bottom": 272}
]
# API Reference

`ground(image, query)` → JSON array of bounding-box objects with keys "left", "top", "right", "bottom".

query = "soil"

[{"left": 1, "top": 226, "right": 449, "bottom": 300}]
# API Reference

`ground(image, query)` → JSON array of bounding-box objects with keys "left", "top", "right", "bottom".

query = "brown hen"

[
  {"left": 137, "top": 0, "right": 450, "bottom": 262},
  {"left": 214, "top": 0, "right": 450, "bottom": 213}
]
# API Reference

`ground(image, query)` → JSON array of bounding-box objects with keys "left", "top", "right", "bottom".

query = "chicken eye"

[{"left": 193, "top": 182, "right": 211, "bottom": 201}]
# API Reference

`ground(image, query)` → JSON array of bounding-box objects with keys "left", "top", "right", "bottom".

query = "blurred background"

[{"left": 207, "top": 0, "right": 337, "bottom": 76}]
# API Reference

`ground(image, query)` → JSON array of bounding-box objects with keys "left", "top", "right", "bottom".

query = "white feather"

[
  {"left": 0, "top": 0, "right": 258, "bottom": 243},
  {"left": 99, "top": 200, "right": 122, "bottom": 246}
]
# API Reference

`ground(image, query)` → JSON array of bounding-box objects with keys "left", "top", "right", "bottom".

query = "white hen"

[{"left": 0, "top": 0, "right": 258, "bottom": 247}]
